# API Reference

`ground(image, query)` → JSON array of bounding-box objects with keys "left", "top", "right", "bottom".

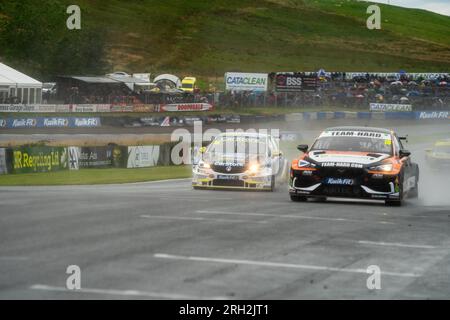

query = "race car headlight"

[
  {"left": 198, "top": 161, "right": 210, "bottom": 169},
  {"left": 298, "top": 159, "right": 314, "bottom": 168},
  {"left": 249, "top": 163, "right": 260, "bottom": 174},
  {"left": 369, "top": 163, "right": 393, "bottom": 172}
]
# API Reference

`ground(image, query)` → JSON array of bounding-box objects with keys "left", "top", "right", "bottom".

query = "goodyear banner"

[
  {"left": 225, "top": 72, "right": 268, "bottom": 92},
  {"left": 10, "top": 146, "right": 68, "bottom": 174}
]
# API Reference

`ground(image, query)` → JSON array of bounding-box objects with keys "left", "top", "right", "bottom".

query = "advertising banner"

[
  {"left": 4, "top": 117, "right": 101, "bottom": 128},
  {"left": 370, "top": 103, "right": 413, "bottom": 112},
  {"left": 415, "top": 111, "right": 449, "bottom": 120},
  {"left": 0, "top": 104, "right": 71, "bottom": 113},
  {"left": 79, "top": 147, "right": 113, "bottom": 168},
  {"left": 7, "top": 118, "right": 38, "bottom": 128},
  {"left": 72, "top": 117, "right": 101, "bottom": 127},
  {"left": 68, "top": 147, "right": 80, "bottom": 170},
  {"left": 275, "top": 73, "right": 318, "bottom": 92},
  {"left": 225, "top": 72, "right": 268, "bottom": 92},
  {"left": 132, "top": 104, "right": 156, "bottom": 112},
  {"left": 0, "top": 105, "right": 39, "bottom": 112},
  {"left": 127, "top": 146, "right": 160, "bottom": 168},
  {"left": 0, "top": 148, "right": 7, "bottom": 174},
  {"left": 42, "top": 117, "right": 70, "bottom": 128},
  {"left": 10, "top": 146, "right": 68, "bottom": 174},
  {"left": 157, "top": 103, "right": 213, "bottom": 112},
  {"left": 111, "top": 105, "right": 134, "bottom": 112}
]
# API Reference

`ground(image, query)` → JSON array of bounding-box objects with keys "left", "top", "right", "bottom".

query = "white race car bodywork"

[{"left": 192, "top": 133, "right": 288, "bottom": 191}]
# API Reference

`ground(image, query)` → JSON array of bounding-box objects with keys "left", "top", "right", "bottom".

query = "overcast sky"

[{"left": 367, "top": 0, "right": 450, "bottom": 16}]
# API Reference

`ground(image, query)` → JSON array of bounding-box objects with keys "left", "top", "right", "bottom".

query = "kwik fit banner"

[
  {"left": 10, "top": 146, "right": 68, "bottom": 173},
  {"left": 5, "top": 117, "right": 101, "bottom": 128}
]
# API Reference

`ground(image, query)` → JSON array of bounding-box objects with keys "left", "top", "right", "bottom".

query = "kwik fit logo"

[{"left": 44, "top": 118, "right": 69, "bottom": 127}]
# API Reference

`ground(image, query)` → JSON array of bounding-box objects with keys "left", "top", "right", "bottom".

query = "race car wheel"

[
  {"left": 290, "top": 195, "right": 307, "bottom": 202},
  {"left": 409, "top": 184, "right": 419, "bottom": 198},
  {"left": 409, "top": 165, "right": 419, "bottom": 198},
  {"left": 385, "top": 199, "right": 402, "bottom": 206}
]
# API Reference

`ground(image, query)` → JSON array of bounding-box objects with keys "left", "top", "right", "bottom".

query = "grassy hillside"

[{"left": 5, "top": 0, "right": 450, "bottom": 81}]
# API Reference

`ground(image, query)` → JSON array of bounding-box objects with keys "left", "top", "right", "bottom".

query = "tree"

[{"left": 0, "top": 0, "right": 109, "bottom": 79}]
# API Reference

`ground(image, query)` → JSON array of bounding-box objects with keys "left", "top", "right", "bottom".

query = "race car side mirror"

[
  {"left": 399, "top": 149, "right": 411, "bottom": 158},
  {"left": 297, "top": 145, "right": 308, "bottom": 153},
  {"left": 272, "top": 151, "right": 283, "bottom": 157}
]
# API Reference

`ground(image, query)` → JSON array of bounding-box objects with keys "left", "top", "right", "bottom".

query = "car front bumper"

[
  {"left": 192, "top": 168, "right": 273, "bottom": 190},
  {"left": 289, "top": 169, "right": 401, "bottom": 200}
]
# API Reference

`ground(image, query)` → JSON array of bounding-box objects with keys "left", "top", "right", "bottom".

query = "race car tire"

[
  {"left": 290, "top": 195, "right": 307, "bottom": 202},
  {"left": 409, "top": 184, "right": 419, "bottom": 198},
  {"left": 385, "top": 199, "right": 402, "bottom": 206}
]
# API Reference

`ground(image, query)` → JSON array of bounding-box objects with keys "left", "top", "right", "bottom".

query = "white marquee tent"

[{"left": 0, "top": 62, "right": 42, "bottom": 104}]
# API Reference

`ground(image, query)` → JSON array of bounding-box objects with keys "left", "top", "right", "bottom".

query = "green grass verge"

[
  {"left": 0, "top": 165, "right": 192, "bottom": 186},
  {"left": 62, "top": 0, "right": 450, "bottom": 80}
]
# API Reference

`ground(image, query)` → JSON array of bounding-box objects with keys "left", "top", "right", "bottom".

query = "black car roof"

[{"left": 325, "top": 126, "right": 393, "bottom": 134}]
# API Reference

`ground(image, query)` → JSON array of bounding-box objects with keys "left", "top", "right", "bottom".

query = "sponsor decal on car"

[
  {"left": 320, "top": 130, "right": 391, "bottom": 140},
  {"left": 321, "top": 162, "right": 363, "bottom": 168},
  {"left": 324, "top": 178, "right": 355, "bottom": 185}
]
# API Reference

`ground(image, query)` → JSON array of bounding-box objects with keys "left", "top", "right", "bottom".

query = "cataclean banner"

[
  {"left": 225, "top": 72, "right": 268, "bottom": 92},
  {"left": 10, "top": 146, "right": 68, "bottom": 173}
]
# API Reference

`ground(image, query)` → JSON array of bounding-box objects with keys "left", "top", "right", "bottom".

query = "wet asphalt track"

[
  {"left": 0, "top": 177, "right": 449, "bottom": 299},
  {"left": 0, "top": 120, "right": 449, "bottom": 299}
]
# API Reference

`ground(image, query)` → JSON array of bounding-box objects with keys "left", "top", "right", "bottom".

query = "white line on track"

[
  {"left": 357, "top": 240, "right": 436, "bottom": 249},
  {"left": 153, "top": 253, "right": 420, "bottom": 278},
  {"left": 0, "top": 256, "right": 29, "bottom": 261},
  {"left": 140, "top": 215, "right": 268, "bottom": 224},
  {"left": 30, "top": 284, "right": 227, "bottom": 300},
  {"left": 196, "top": 210, "right": 395, "bottom": 225}
]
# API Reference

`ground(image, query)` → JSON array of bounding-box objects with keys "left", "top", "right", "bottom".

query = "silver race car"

[{"left": 192, "top": 132, "right": 288, "bottom": 191}]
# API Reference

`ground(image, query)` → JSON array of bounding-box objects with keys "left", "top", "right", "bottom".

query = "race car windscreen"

[
  {"left": 311, "top": 134, "right": 393, "bottom": 155},
  {"left": 207, "top": 136, "right": 269, "bottom": 157}
]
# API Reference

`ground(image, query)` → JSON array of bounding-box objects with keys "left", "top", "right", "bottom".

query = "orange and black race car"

[{"left": 289, "top": 126, "right": 419, "bottom": 206}]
